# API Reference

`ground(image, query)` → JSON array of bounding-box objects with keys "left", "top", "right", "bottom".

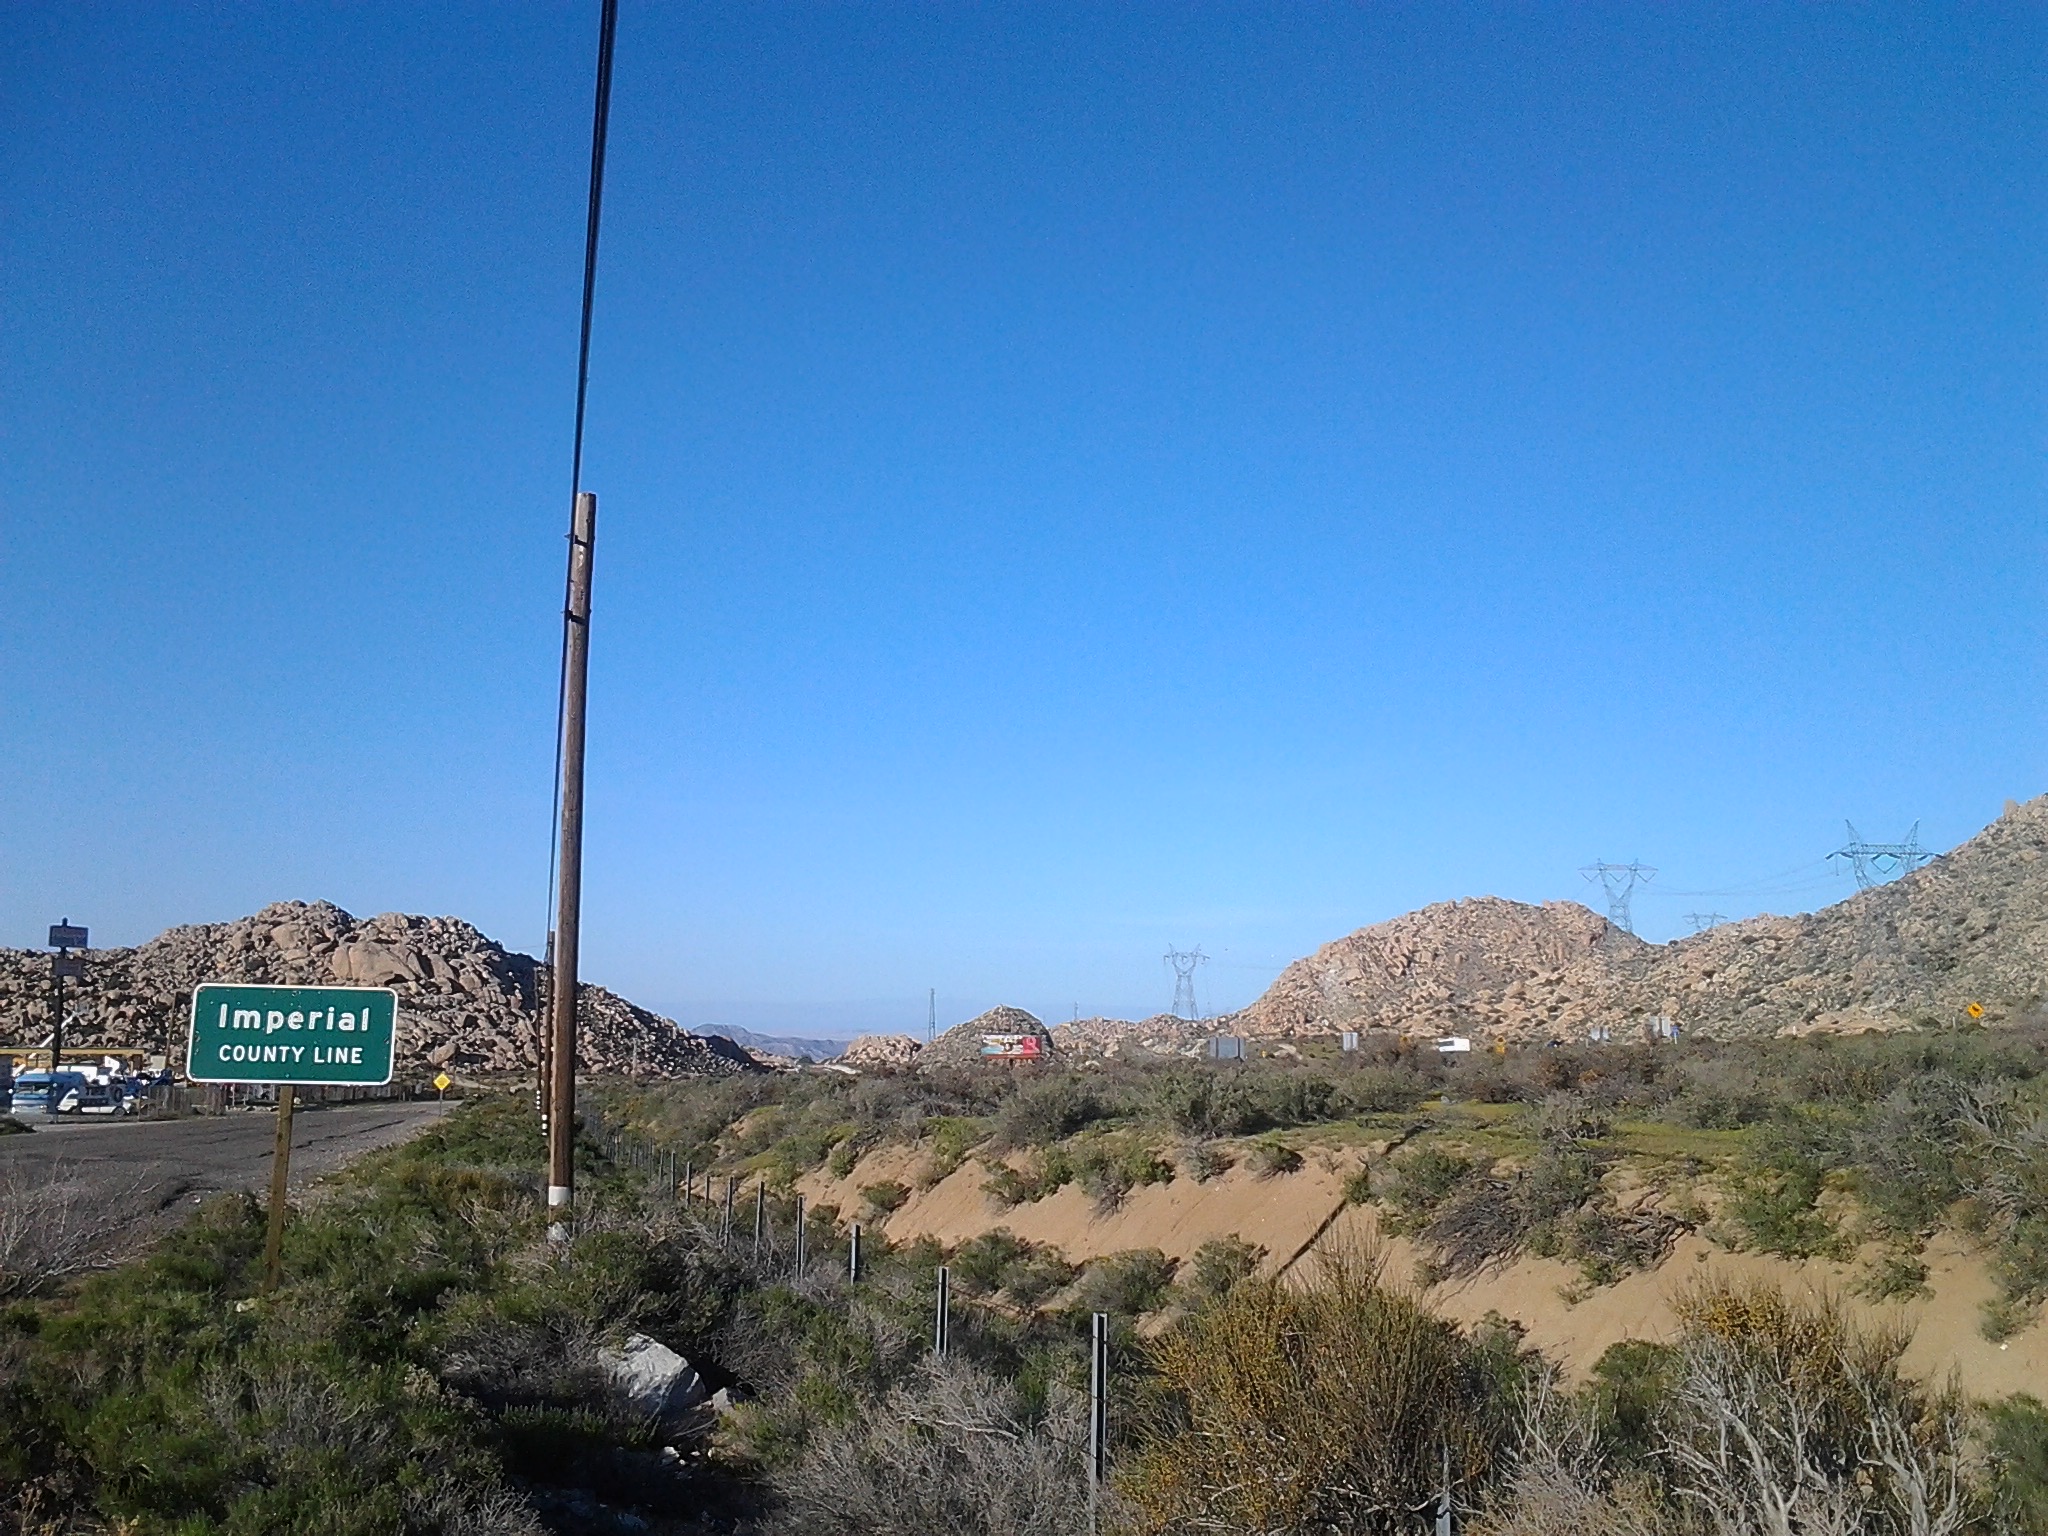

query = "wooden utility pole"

[
  {"left": 261, "top": 1086, "right": 296, "bottom": 1291},
  {"left": 548, "top": 490, "right": 597, "bottom": 1241}
]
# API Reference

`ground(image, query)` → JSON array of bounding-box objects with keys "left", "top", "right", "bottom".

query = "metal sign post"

[
  {"left": 47, "top": 922, "right": 86, "bottom": 1080},
  {"left": 1089, "top": 1311, "right": 1110, "bottom": 1533}
]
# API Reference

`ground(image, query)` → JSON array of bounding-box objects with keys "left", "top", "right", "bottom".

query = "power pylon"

[
  {"left": 1829, "top": 822, "right": 1932, "bottom": 890},
  {"left": 1164, "top": 946, "right": 1207, "bottom": 1020},
  {"left": 1684, "top": 912, "right": 1728, "bottom": 933},
  {"left": 1581, "top": 861, "right": 1656, "bottom": 935}
]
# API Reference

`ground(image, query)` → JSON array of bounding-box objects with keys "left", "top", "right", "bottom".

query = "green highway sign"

[{"left": 187, "top": 983, "right": 398, "bottom": 1086}]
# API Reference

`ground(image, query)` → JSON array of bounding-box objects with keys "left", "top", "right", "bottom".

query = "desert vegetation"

[{"left": 12, "top": 1025, "right": 2048, "bottom": 1532}]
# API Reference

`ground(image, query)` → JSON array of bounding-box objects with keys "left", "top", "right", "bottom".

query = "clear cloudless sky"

[{"left": 3, "top": 5, "right": 2043, "bottom": 1037}]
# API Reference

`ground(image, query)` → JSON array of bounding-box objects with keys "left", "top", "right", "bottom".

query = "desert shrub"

[
  {"left": 1587, "top": 1338, "right": 1678, "bottom": 1468},
  {"left": 1178, "top": 1140, "right": 1232, "bottom": 1182},
  {"left": 1117, "top": 1245, "right": 1525, "bottom": 1535},
  {"left": 766, "top": 1355, "right": 1088, "bottom": 1536},
  {"left": 950, "top": 1229, "right": 1038, "bottom": 1296},
  {"left": 1421, "top": 1174, "right": 1524, "bottom": 1281},
  {"left": 1343, "top": 1165, "right": 1374, "bottom": 1205},
  {"left": 990, "top": 1075, "right": 1115, "bottom": 1150},
  {"left": 827, "top": 1139, "right": 862, "bottom": 1178},
  {"left": 1986, "top": 1394, "right": 2048, "bottom": 1534},
  {"left": 1348, "top": 1067, "right": 1428, "bottom": 1114},
  {"left": 1454, "top": 1058, "right": 1530, "bottom": 1104},
  {"left": 1153, "top": 1068, "right": 1352, "bottom": 1138},
  {"left": 0, "top": 1160, "right": 149, "bottom": 1300},
  {"left": 861, "top": 1180, "right": 911, "bottom": 1214},
  {"left": 1858, "top": 1249, "right": 1932, "bottom": 1302},
  {"left": 1653, "top": 1278, "right": 1976, "bottom": 1536},
  {"left": 1068, "top": 1250, "right": 1178, "bottom": 1318},
  {"left": 983, "top": 1143, "right": 1082, "bottom": 1207},
  {"left": 1381, "top": 1144, "right": 1481, "bottom": 1229},
  {"left": 1155, "top": 1070, "right": 1260, "bottom": 1137},
  {"left": 1722, "top": 1139, "right": 1842, "bottom": 1258},
  {"left": 1246, "top": 1135, "right": 1303, "bottom": 1178},
  {"left": 918, "top": 1115, "right": 989, "bottom": 1185},
  {"left": 1000, "top": 1249, "right": 1078, "bottom": 1309},
  {"left": 1067, "top": 1137, "right": 1171, "bottom": 1213},
  {"left": 1180, "top": 1238, "right": 1264, "bottom": 1306}
]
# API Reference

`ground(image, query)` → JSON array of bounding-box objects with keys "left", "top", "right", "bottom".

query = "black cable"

[{"left": 547, "top": 0, "right": 620, "bottom": 956}]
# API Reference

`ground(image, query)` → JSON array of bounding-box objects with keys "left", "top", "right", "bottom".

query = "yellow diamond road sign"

[
  {"left": 1968, "top": 1002, "right": 1985, "bottom": 1020},
  {"left": 433, "top": 1071, "right": 453, "bottom": 1092}
]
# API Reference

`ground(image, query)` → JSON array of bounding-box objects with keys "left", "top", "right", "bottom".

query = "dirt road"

[{"left": 0, "top": 1100, "right": 452, "bottom": 1214}]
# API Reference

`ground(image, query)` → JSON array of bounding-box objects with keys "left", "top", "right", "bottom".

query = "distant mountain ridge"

[{"left": 702, "top": 1025, "right": 855, "bottom": 1062}]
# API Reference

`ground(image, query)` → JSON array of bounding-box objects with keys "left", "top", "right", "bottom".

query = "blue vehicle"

[{"left": 8, "top": 1070, "right": 89, "bottom": 1116}]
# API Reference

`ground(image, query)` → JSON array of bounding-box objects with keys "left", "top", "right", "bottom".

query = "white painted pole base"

[{"left": 548, "top": 1185, "right": 571, "bottom": 1243}]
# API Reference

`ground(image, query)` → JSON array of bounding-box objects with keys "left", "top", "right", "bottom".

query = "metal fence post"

[
  {"left": 794, "top": 1195, "right": 806, "bottom": 1277},
  {"left": 723, "top": 1176, "right": 735, "bottom": 1246},
  {"left": 753, "top": 1182, "right": 766, "bottom": 1258},
  {"left": 849, "top": 1223, "right": 862, "bottom": 1283},
  {"left": 1089, "top": 1311, "right": 1109, "bottom": 1531},
  {"left": 934, "top": 1265, "right": 951, "bottom": 1356}
]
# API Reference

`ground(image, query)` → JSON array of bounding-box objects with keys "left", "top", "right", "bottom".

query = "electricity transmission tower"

[
  {"left": 1684, "top": 912, "right": 1728, "bottom": 933},
  {"left": 1829, "top": 822, "right": 1932, "bottom": 890},
  {"left": 1164, "top": 946, "right": 1207, "bottom": 1020},
  {"left": 1581, "top": 861, "right": 1656, "bottom": 935}
]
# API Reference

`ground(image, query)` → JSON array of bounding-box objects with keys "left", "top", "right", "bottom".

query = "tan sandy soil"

[{"left": 795, "top": 1140, "right": 2048, "bottom": 1398}]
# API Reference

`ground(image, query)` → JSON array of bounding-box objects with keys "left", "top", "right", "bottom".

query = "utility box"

[
  {"left": 1434, "top": 1036, "right": 1472, "bottom": 1055},
  {"left": 1340, "top": 1031, "right": 1360, "bottom": 1052},
  {"left": 1205, "top": 1036, "right": 1245, "bottom": 1062}
]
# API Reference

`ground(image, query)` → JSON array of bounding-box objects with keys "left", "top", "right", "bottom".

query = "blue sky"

[{"left": 4, "top": 5, "right": 2043, "bottom": 1036}]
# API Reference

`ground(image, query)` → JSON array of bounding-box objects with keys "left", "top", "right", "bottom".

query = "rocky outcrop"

[
  {"left": 0, "top": 901, "right": 759, "bottom": 1079},
  {"left": 1227, "top": 795, "right": 2048, "bottom": 1043},
  {"left": 1233, "top": 897, "right": 1642, "bottom": 1041},
  {"left": 838, "top": 1034, "right": 923, "bottom": 1070},
  {"left": 1052, "top": 1013, "right": 1209, "bottom": 1058}
]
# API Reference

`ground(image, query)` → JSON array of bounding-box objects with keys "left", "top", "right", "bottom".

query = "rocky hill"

[
  {"left": 1229, "top": 795, "right": 2048, "bottom": 1043},
  {"left": 0, "top": 900, "right": 759, "bottom": 1078},
  {"left": 1235, "top": 897, "right": 1643, "bottom": 1041},
  {"left": 919, "top": 1006, "right": 1057, "bottom": 1068}
]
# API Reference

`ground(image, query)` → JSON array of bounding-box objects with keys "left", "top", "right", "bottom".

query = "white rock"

[{"left": 595, "top": 1332, "right": 707, "bottom": 1424}]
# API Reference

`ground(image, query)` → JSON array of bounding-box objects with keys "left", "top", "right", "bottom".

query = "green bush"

[
  {"left": 1246, "top": 1135, "right": 1303, "bottom": 1178},
  {"left": 1181, "top": 1238, "right": 1264, "bottom": 1305},
  {"left": 1068, "top": 1250, "right": 1178, "bottom": 1317},
  {"left": 860, "top": 1179, "right": 911, "bottom": 1214}
]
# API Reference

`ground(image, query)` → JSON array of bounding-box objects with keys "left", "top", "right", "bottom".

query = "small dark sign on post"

[{"left": 47, "top": 920, "right": 87, "bottom": 1077}]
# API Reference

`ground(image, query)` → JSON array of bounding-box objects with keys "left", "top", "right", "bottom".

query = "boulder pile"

[
  {"left": 919, "top": 1005, "right": 1057, "bottom": 1068},
  {"left": 837, "top": 1034, "right": 923, "bottom": 1070},
  {"left": 0, "top": 900, "right": 759, "bottom": 1079}
]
